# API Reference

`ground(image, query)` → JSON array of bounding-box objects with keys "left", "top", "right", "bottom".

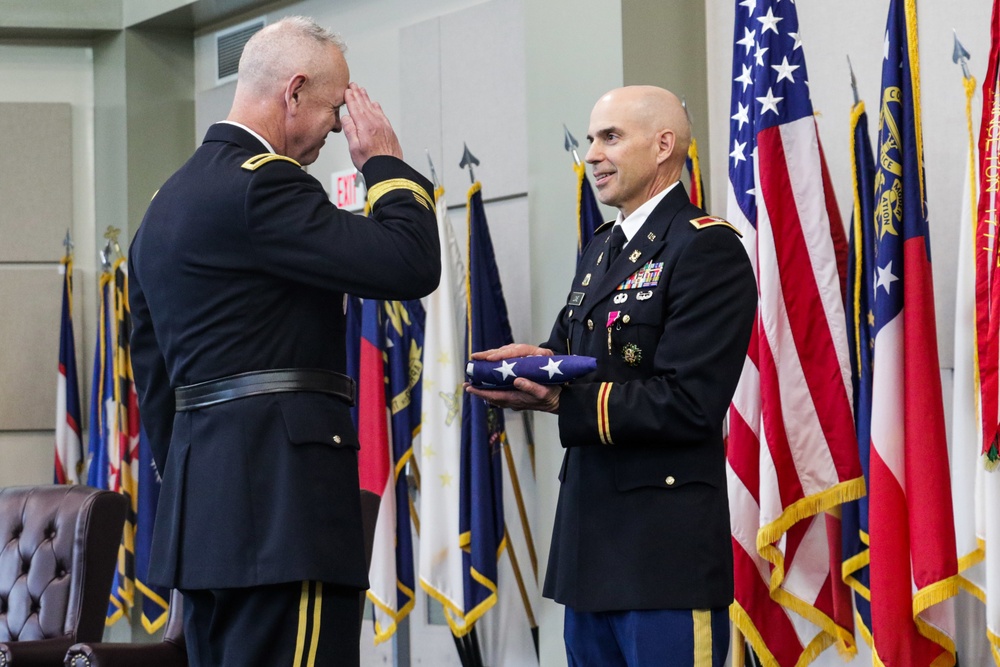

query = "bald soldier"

[
  {"left": 129, "top": 16, "right": 439, "bottom": 667},
  {"left": 467, "top": 86, "right": 756, "bottom": 666}
]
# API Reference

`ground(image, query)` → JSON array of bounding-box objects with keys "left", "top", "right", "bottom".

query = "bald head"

[{"left": 585, "top": 85, "right": 692, "bottom": 218}]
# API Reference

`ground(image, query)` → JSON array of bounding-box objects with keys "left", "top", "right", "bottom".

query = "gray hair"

[{"left": 238, "top": 16, "right": 346, "bottom": 91}]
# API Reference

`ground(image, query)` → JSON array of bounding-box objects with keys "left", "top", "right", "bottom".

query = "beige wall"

[{"left": 0, "top": 45, "right": 95, "bottom": 488}]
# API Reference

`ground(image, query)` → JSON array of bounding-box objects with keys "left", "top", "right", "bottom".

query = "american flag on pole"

[
  {"left": 725, "top": 0, "right": 865, "bottom": 663},
  {"left": 867, "top": 0, "right": 959, "bottom": 664},
  {"left": 55, "top": 252, "right": 83, "bottom": 485}
]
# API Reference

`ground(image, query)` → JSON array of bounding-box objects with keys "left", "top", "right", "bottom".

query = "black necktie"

[{"left": 607, "top": 225, "right": 627, "bottom": 266}]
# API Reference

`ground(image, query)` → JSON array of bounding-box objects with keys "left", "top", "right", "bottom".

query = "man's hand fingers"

[{"left": 512, "top": 378, "right": 547, "bottom": 399}]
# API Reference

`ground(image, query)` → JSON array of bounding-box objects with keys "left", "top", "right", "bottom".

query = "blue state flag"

[
  {"left": 575, "top": 163, "right": 603, "bottom": 267},
  {"left": 384, "top": 299, "right": 425, "bottom": 627},
  {"left": 460, "top": 181, "right": 510, "bottom": 628},
  {"left": 136, "top": 425, "right": 169, "bottom": 632},
  {"left": 87, "top": 271, "right": 116, "bottom": 491},
  {"left": 842, "top": 98, "right": 877, "bottom": 643}
]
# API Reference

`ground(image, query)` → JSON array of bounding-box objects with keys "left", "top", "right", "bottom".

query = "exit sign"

[{"left": 331, "top": 168, "right": 366, "bottom": 212}]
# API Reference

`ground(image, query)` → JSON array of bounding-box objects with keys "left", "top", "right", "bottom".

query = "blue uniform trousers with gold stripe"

[
  {"left": 564, "top": 606, "right": 729, "bottom": 666},
  {"left": 181, "top": 581, "right": 361, "bottom": 667}
]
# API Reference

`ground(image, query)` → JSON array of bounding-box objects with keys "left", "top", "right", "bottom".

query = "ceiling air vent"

[{"left": 215, "top": 18, "right": 265, "bottom": 85}]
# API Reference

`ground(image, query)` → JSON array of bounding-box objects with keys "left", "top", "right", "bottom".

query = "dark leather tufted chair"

[
  {"left": 63, "top": 589, "right": 185, "bottom": 667},
  {"left": 63, "top": 488, "right": 382, "bottom": 666},
  {"left": 0, "top": 485, "right": 127, "bottom": 666}
]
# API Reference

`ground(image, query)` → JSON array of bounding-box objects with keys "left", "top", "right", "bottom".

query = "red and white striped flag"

[{"left": 725, "top": 0, "right": 864, "bottom": 663}]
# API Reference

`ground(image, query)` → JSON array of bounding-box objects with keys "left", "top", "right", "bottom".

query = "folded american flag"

[{"left": 465, "top": 354, "right": 597, "bottom": 389}]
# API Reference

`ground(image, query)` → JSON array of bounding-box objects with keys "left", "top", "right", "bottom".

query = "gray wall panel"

[
  {"left": 0, "top": 103, "right": 73, "bottom": 262},
  {"left": 400, "top": 17, "right": 444, "bottom": 187},
  {"left": 439, "top": 0, "right": 526, "bottom": 198},
  {"left": 0, "top": 266, "right": 63, "bottom": 430},
  {"left": 0, "top": 433, "right": 54, "bottom": 486}
]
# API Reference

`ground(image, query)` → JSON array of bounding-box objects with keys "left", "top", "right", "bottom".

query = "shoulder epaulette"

[
  {"left": 595, "top": 220, "right": 615, "bottom": 235},
  {"left": 241, "top": 153, "right": 302, "bottom": 171},
  {"left": 690, "top": 215, "right": 742, "bottom": 237}
]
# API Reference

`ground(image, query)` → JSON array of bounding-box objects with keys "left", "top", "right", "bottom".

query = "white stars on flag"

[
  {"left": 735, "top": 64, "right": 754, "bottom": 92},
  {"left": 494, "top": 359, "right": 518, "bottom": 380},
  {"left": 757, "top": 7, "right": 783, "bottom": 34},
  {"left": 875, "top": 261, "right": 899, "bottom": 296},
  {"left": 753, "top": 43, "right": 770, "bottom": 66},
  {"left": 539, "top": 358, "right": 564, "bottom": 379},
  {"left": 757, "top": 87, "right": 783, "bottom": 115},
  {"left": 732, "top": 102, "right": 750, "bottom": 130},
  {"left": 772, "top": 56, "right": 799, "bottom": 83},
  {"left": 731, "top": 139, "right": 748, "bottom": 166}
]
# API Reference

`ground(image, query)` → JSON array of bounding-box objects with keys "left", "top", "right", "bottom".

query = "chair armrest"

[
  {"left": 0, "top": 637, "right": 76, "bottom": 666},
  {"left": 64, "top": 640, "right": 187, "bottom": 667}
]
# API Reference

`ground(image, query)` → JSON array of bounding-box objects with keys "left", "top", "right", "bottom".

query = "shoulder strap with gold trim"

[
  {"left": 594, "top": 220, "right": 615, "bottom": 235},
  {"left": 241, "top": 153, "right": 302, "bottom": 171},
  {"left": 689, "top": 215, "right": 742, "bottom": 237},
  {"left": 366, "top": 178, "right": 434, "bottom": 213}
]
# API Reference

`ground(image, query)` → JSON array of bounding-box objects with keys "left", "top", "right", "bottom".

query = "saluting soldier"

[
  {"left": 467, "top": 86, "right": 756, "bottom": 666},
  {"left": 129, "top": 16, "right": 440, "bottom": 667}
]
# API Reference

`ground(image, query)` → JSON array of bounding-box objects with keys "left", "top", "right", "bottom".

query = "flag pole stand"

[{"left": 732, "top": 623, "right": 745, "bottom": 667}]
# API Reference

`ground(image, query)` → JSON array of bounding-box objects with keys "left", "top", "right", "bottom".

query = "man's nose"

[{"left": 584, "top": 143, "right": 599, "bottom": 163}]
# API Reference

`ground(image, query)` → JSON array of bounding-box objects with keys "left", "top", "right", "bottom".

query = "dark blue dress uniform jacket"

[
  {"left": 128, "top": 123, "right": 440, "bottom": 590},
  {"left": 541, "top": 184, "right": 756, "bottom": 612}
]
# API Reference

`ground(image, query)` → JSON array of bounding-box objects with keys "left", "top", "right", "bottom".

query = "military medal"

[
  {"left": 636, "top": 290, "right": 653, "bottom": 301},
  {"left": 622, "top": 343, "right": 642, "bottom": 367},
  {"left": 606, "top": 311, "right": 621, "bottom": 355},
  {"left": 613, "top": 292, "right": 627, "bottom": 304},
  {"left": 628, "top": 249, "right": 642, "bottom": 263}
]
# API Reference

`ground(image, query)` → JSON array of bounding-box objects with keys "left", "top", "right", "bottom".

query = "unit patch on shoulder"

[
  {"left": 241, "top": 153, "right": 303, "bottom": 171},
  {"left": 689, "top": 215, "right": 742, "bottom": 237}
]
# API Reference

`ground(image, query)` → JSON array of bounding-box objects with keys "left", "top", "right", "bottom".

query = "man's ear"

[
  {"left": 284, "top": 74, "right": 307, "bottom": 114},
  {"left": 656, "top": 129, "right": 675, "bottom": 165}
]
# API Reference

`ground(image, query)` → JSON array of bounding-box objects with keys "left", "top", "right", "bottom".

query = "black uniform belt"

[{"left": 174, "top": 369, "right": 356, "bottom": 411}]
